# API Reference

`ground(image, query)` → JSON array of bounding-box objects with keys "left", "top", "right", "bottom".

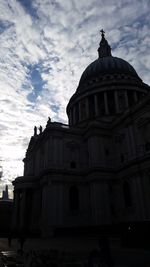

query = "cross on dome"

[
  {"left": 98, "top": 29, "right": 112, "bottom": 58},
  {"left": 100, "top": 29, "right": 105, "bottom": 38}
]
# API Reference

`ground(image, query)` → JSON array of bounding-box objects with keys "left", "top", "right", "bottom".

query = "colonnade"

[{"left": 69, "top": 90, "right": 139, "bottom": 125}]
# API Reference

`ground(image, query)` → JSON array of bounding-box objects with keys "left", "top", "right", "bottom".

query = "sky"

[{"left": 0, "top": 0, "right": 150, "bottom": 197}]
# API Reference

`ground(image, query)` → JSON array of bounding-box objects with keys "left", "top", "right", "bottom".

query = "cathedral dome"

[
  {"left": 67, "top": 30, "right": 149, "bottom": 127},
  {"left": 79, "top": 56, "right": 139, "bottom": 87}
]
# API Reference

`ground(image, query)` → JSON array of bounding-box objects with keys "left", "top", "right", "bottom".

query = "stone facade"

[{"left": 12, "top": 32, "right": 150, "bottom": 238}]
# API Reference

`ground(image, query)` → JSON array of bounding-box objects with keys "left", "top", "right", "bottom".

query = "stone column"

[
  {"left": 134, "top": 91, "right": 138, "bottom": 102},
  {"left": 79, "top": 101, "right": 81, "bottom": 121},
  {"left": 125, "top": 90, "right": 129, "bottom": 108},
  {"left": 114, "top": 91, "right": 119, "bottom": 113},
  {"left": 104, "top": 92, "right": 109, "bottom": 115},
  {"left": 86, "top": 97, "right": 89, "bottom": 118},
  {"left": 94, "top": 94, "right": 99, "bottom": 116}
]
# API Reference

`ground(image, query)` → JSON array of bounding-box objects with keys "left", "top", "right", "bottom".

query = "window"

[
  {"left": 123, "top": 181, "right": 132, "bottom": 208},
  {"left": 69, "top": 186, "right": 79, "bottom": 211}
]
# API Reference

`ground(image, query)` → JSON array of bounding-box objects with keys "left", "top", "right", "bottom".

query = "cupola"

[{"left": 67, "top": 30, "right": 149, "bottom": 127}]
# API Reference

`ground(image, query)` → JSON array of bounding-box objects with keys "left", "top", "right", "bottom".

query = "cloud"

[{"left": 0, "top": 0, "right": 149, "bottom": 195}]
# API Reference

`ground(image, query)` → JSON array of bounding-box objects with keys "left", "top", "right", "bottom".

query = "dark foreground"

[{"left": 0, "top": 238, "right": 150, "bottom": 267}]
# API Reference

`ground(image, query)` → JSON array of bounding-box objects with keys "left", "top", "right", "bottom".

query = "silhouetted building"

[
  {"left": 0, "top": 185, "right": 13, "bottom": 236},
  {"left": 12, "top": 31, "right": 150, "bottom": 239}
]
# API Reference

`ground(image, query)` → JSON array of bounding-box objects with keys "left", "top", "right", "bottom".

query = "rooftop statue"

[
  {"left": 46, "top": 117, "right": 51, "bottom": 127},
  {"left": 34, "top": 126, "right": 37, "bottom": 136},
  {"left": 39, "top": 125, "right": 42, "bottom": 134}
]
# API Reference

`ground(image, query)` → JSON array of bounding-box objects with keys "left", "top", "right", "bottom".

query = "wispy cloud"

[{"left": 0, "top": 0, "right": 149, "bottom": 193}]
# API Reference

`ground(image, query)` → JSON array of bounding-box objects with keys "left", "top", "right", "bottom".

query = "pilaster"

[
  {"left": 94, "top": 94, "right": 99, "bottom": 116},
  {"left": 104, "top": 92, "right": 109, "bottom": 114}
]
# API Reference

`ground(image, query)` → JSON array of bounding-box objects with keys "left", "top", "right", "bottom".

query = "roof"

[{"left": 78, "top": 56, "right": 140, "bottom": 87}]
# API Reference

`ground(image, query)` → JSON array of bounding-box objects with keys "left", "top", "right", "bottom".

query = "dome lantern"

[{"left": 98, "top": 29, "right": 112, "bottom": 58}]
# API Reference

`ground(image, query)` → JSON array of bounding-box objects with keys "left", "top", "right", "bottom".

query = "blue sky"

[{"left": 0, "top": 0, "right": 150, "bottom": 197}]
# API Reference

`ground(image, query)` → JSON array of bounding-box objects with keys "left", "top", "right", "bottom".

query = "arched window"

[
  {"left": 69, "top": 186, "right": 79, "bottom": 211},
  {"left": 123, "top": 181, "right": 132, "bottom": 208}
]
